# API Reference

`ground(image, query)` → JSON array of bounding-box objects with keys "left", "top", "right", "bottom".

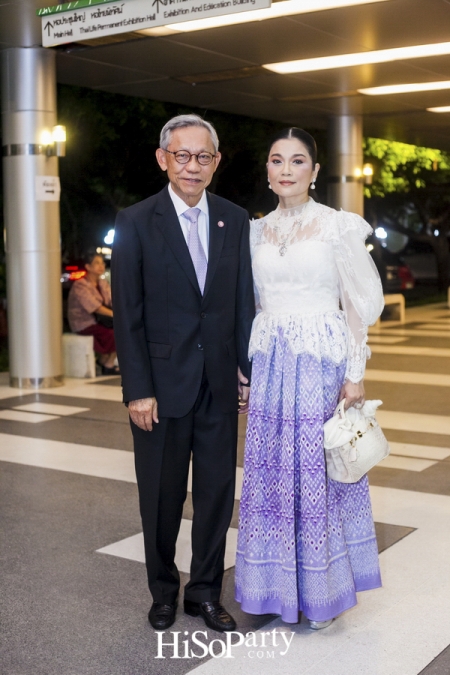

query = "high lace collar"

[{"left": 276, "top": 197, "right": 314, "bottom": 218}]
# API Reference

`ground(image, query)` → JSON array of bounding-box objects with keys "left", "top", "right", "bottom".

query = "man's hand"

[
  {"left": 238, "top": 366, "right": 250, "bottom": 415},
  {"left": 339, "top": 380, "right": 365, "bottom": 410},
  {"left": 128, "top": 397, "right": 159, "bottom": 431}
]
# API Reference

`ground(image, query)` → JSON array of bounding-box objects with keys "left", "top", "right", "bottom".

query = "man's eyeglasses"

[{"left": 163, "top": 149, "right": 217, "bottom": 166}]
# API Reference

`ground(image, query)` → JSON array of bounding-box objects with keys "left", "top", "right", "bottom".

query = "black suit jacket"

[{"left": 111, "top": 185, "right": 255, "bottom": 418}]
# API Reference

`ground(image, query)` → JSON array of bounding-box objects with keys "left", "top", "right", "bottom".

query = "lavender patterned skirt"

[{"left": 235, "top": 330, "right": 382, "bottom": 623}]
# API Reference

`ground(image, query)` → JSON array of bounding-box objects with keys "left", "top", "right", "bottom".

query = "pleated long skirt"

[{"left": 235, "top": 329, "right": 382, "bottom": 623}]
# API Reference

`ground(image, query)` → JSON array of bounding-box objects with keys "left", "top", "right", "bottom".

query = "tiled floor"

[{"left": 1, "top": 303, "right": 450, "bottom": 675}]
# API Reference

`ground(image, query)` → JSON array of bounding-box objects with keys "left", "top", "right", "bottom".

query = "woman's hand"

[
  {"left": 339, "top": 380, "right": 365, "bottom": 410},
  {"left": 238, "top": 366, "right": 250, "bottom": 415}
]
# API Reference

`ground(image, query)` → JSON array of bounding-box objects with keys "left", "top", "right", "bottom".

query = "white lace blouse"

[{"left": 249, "top": 198, "right": 384, "bottom": 383}]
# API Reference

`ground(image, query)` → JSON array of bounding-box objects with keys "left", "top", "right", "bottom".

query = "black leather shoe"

[
  {"left": 184, "top": 600, "right": 236, "bottom": 632},
  {"left": 148, "top": 602, "right": 177, "bottom": 630}
]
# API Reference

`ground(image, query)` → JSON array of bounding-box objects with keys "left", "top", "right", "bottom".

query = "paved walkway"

[{"left": 1, "top": 302, "right": 450, "bottom": 675}]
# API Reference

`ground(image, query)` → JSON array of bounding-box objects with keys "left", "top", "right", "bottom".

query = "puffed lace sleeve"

[
  {"left": 333, "top": 211, "right": 384, "bottom": 383},
  {"left": 250, "top": 218, "right": 265, "bottom": 314}
]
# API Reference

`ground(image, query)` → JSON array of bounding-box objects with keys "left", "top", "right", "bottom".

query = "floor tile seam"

[
  {"left": 34, "top": 412, "right": 129, "bottom": 426},
  {"left": 370, "top": 347, "right": 450, "bottom": 357},
  {"left": 368, "top": 478, "right": 450, "bottom": 498},
  {"left": 418, "top": 646, "right": 450, "bottom": 675},
  {"left": 389, "top": 453, "right": 450, "bottom": 462},
  {"left": 0, "top": 388, "right": 124, "bottom": 403},
  {"left": 375, "top": 527, "right": 417, "bottom": 553},
  {"left": 386, "top": 437, "right": 450, "bottom": 450},
  {"left": 380, "top": 459, "right": 437, "bottom": 473},
  {"left": 275, "top": 584, "right": 439, "bottom": 675},
  {"left": 370, "top": 330, "right": 450, "bottom": 338},
  {"left": 0, "top": 458, "right": 138, "bottom": 485},
  {"left": 0, "top": 408, "right": 62, "bottom": 419},
  {"left": 0, "top": 394, "right": 124, "bottom": 406},
  {"left": 0, "top": 438, "right": 134, "bottom": 457},
  {"left": 380, "top": 409, "right": 450, "bottom": 420},
  {"left": 0, "top": 406, "right": 130, "bottom": 425},
  {"left": 296, "top": 615, "right": 450, "bottom": 675},
  {"left": 365, "top": 368, "right": 450, "bottom": 377},
  {"left": 0, "top": 431, "right": 134, "bottom": 454},
  {"left": 367, "top": 372, "right": 450, "bottom": 378},
  {"left": 4, "top": 452, "right": 449, "bottom": 489},
  {"left": 368, "top": 379, "right": 450, "bottom": 388},
  {"left": 370, "top": 484, "right": 450, "bottom": 513}
]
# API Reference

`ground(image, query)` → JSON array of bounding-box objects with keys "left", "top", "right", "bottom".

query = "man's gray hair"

[{"left": 159, "top": 114, "right": 219, "bottom": 153}]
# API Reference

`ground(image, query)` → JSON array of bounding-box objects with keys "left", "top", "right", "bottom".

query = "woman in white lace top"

[{"left": 235, "top": 128, "right": 384, "bottom": 629}]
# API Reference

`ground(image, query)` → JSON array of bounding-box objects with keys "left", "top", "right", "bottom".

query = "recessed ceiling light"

[
  {"left": 359, "top": 81, "right": 450, "bottom": 95},
  {"left": 427, "top": 106, "right": 450, "bottom": 113},
  {"left": 140, "top": 0, "right": 391, "bottom": 35},
  {"left": 263, "top": 41, "right": 450, "bottom": 74}
]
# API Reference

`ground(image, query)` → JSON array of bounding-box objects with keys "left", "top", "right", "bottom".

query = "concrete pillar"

[
  {"left": 1, "top": 37, "right": 63, "bottom": 387},
  {"left": 327, "top": 115, "right": 364, "bottom": 216}
]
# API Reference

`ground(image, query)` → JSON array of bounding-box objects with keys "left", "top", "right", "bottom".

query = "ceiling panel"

[
  {"left": 162, "top": 0, "right": 450, "bottom": 67},
  {"left": 56, "top": 53, "right": 165, "bottom": 88},
  {"left": 197, "top": 64, "right": 450, "bottom": 101},
  {"left": 282, "top": 60, "right": 450, "bottom": 92},
  {"left": 290, "top": 0, "right": 450, "bottom": 52},
  {"left": 67, "top": 34, "right": 253, "bottom": 76},
  {"left": 164, "top": 18, "right": 353, "bottom": 65},
  {"left": 94, "top": 77, "right": 272, "bottom": 108}
]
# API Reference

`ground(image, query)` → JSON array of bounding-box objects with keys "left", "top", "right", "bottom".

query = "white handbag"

[{"left": 323, "top": 399, "right": 390, "bottom": 483}]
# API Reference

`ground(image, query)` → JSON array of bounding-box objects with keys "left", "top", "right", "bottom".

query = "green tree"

[{"left": 364, "top": 137, "right": 450, "bottom": 291}]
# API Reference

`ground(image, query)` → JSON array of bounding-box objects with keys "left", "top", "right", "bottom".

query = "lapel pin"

[{"left": 218, "top": 221, "right": 224, "bottom": 227}]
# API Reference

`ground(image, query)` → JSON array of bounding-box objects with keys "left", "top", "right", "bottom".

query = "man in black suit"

[{"left": 111, "top": 114, "right": 254, "bottom": 632}]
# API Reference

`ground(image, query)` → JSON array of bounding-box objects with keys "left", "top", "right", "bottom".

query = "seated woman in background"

[{"left": 68, "top": 250, "right": 119, "bottom": 375}]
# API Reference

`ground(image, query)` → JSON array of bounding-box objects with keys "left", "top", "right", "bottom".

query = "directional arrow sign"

[
  {"left": 36, "top": 176, "right": 61, "bottom": 202},
  {"left": 41, "top": 0, "right": 271, "bottom": 47}
]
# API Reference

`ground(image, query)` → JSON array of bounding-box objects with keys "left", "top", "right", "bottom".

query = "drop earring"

[
  {"left": 268, "top": 179, "right": 272, "bottom": 190},
  {"left": 310, "top": 179, "right": 316, "bottom": 190}
]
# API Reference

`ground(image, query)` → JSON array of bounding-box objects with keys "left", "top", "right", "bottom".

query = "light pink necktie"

[{"left": 184, "top": 208, "right": 207, "bottom": 294}]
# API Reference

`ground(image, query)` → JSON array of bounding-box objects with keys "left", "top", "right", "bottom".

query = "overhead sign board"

[{"left": 39, "top": 0, "right": 271, "bottom": 47}]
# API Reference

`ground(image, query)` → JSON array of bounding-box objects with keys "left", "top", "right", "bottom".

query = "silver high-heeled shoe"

[{"left": 309, "top": 619, "right": 333, "bottom": 630}]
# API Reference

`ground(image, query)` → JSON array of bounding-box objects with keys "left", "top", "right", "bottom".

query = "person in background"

[{"left": 67, "top": 250, "right": 119, "bottom": 375}]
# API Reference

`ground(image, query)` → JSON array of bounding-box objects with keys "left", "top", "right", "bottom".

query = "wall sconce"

[
  {"left": 362, "top": 163, "right": 373, "bottom": 185},
  {"left": 353, "top": 164, "right": 374, "bottom": 185},
  {"left": 40, "top": 125, "right": 66, "bottom": 157}
]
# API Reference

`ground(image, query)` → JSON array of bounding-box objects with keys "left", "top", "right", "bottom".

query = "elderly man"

[{"left": 111, "top": 114, "right": 254, "bottom": 632}]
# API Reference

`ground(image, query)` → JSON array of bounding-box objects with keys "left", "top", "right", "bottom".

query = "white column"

[
  {"left": 1, "top": 46, "right": 63, "bottom": 388},
  {"left": 327, "top": 115, "right": 364, "bottom": 216}
]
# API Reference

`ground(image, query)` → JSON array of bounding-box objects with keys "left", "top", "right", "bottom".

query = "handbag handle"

[
  {"left": 335, "top": 398, "right": 347, "bottom": 418},
  {"left": 336, "top": 398, "right": 383, "bottom": 419}
]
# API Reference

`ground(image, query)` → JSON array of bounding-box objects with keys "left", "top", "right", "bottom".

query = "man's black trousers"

[{"left": 131, "top": 370, "right": 238, "bottom": 605}]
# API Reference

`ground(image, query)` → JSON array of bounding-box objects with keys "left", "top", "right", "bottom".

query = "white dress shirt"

[{"left": 168, "top": 184, "right": 209, "bottom": 261}]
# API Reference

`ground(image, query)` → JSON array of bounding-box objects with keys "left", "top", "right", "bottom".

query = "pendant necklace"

[{"left": 273, "top": 202, "right": 309, "bottom": 256}]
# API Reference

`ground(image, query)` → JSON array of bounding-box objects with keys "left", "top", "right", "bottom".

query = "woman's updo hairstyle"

[{"left": 268, "top": 127, "right": 317, "bottom": 166}]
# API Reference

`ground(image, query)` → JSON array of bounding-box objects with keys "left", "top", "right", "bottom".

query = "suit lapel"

[
  {"left": 203, "top": 192, "right": 226, "bottom": 298},
  {"left": 154, "top": 186, "right": 201, "bottom": 295}
]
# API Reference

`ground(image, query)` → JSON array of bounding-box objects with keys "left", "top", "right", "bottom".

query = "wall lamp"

[
  {"left": 353, "top": 163, "right": 374, "bottom": 185},
  {"left": 40, "top": 125, "right": 66, "bottom": 157},
  {"left": 362, "top": 163, "right": 374, "bottom": 185}
]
